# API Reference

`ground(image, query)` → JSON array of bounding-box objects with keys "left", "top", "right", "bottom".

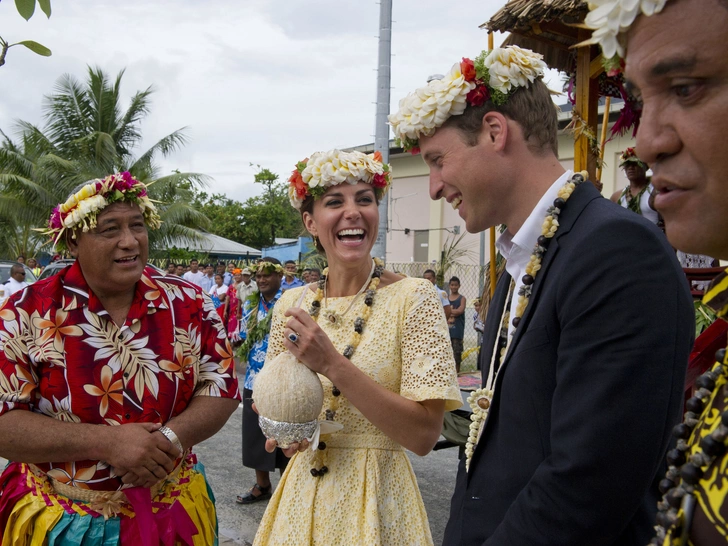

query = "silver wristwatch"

[{"left": 158, "top": 425, "right": 184, "bottom": 454}]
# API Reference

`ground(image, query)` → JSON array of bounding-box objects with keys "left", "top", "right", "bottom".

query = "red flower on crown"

[
  {"left": 460, "top": 58, "right": 476, "bottom": 82},
  {"left": 289, "top": 169, "right": 308, "bottom": 199},
  {"left": 372, "top": 173, "right": 388, "bottom": 189},
  {"left": 467, "top": 85, "right": 490, "bottom": 107}
]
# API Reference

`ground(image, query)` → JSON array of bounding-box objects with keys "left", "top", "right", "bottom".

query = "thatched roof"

[{"left": 481, "top": 0, "right": 590, "bottom": 73}]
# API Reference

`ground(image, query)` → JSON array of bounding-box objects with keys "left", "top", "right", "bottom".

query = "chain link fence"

[{"left": 387, "top": 262, "right": 488, "bottom": 372}]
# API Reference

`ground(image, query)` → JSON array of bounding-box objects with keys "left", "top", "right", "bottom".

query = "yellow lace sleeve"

[{"left": 399, "top": 278, "right": 462, "bottom": 411}]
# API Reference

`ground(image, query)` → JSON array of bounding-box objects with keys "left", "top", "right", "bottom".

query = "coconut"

[{"left": 253, "top": 351, "right": 324, "bottom": 447}]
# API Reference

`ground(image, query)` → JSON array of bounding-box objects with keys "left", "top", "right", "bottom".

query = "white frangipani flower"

[{"left": 583, "top": 0, "right": 669, "bottom": 58}]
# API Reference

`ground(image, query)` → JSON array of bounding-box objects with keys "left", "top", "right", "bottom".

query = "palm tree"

[{"left": 0, "top": 66, "right": 210, "bottom": 258}]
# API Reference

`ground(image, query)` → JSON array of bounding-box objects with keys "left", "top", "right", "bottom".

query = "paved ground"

[
  {"left": 1, "top": 390, "right": 463, "bottom": 545},
  {"left": 198, "top": 402, "right": 461, "bottom": 545}
]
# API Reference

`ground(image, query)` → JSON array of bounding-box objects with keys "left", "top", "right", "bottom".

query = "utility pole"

[{"left": 371, "top": 0, "right": 392, "bottom": 260}]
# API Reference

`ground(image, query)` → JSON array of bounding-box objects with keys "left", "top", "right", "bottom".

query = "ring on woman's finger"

[{"left": 287, "top": 332, "right": 299, "bottom": 343}]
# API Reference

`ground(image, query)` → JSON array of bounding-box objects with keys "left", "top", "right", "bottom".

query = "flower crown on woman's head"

[
  {"left": 287, "top": 149, "right": 392, "bottom": 210},
  {"left": 580, "top": 0, "right": 669, "bottom": 62},
  {"left": 619, "top": 147, "right": 648, "bottom": 169},
  {"left": 388, "top": 46, "right": 547, "bottom": 154},
  {"left": 44, "top": 171, "right": 161, "bottom": 252}
]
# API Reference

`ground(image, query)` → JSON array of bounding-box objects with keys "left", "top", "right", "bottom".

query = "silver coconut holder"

[{"left": 258, "top": 416, "right": 319, "bottom": 449}]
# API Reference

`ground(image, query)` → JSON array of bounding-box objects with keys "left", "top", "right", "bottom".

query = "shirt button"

[
  {"left": 123, "top": 372, "right": 129, "bottom": 378},
  {"left": 125, "top": 413, "right": 131, "bottom": 420}
]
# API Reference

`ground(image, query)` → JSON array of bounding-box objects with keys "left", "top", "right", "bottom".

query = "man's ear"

[
  {"left": 66, "top": 231, "right": 79, "bottom": 258},
  {"left": 481, "top": 111, "right": 508, "bottom": 152}
]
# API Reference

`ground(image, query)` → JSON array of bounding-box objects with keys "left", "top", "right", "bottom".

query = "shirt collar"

[
  {"left": 496, "top": 170, "right": 573, "bottom": 263},
  {"left": 61, "top": 261, "right": 169, "bottom": 318}
]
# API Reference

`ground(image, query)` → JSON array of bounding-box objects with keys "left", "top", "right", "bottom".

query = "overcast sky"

[{"left": 0, "top": 0, "right": 562, "bottom": 203}]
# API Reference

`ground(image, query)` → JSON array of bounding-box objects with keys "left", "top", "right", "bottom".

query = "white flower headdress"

[
  {"left": 580, "top": 0, "right": 669, "bottom": 60},
  {"left": 388, "top": 46, "right": 547, "bottom": 153},
  {"left": 288, "top": 149, "right": 391, "bottom": 210}
]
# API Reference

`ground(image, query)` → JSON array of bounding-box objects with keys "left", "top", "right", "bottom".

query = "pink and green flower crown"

[
  {"left": 287, "top": 149, "right": 391, "bottom": 210},
  {"left": 44, "top": 172, "right": 161, "bottom": 252}
]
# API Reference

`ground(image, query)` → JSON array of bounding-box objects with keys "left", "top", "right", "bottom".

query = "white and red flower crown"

[
  {"left": 288, "top": 149, "right": 391, "bottom": 210},
  {"left": 44, "top": 172, "right": 161, "bottom": 252},
  {"left": 388, "top": 46, "right": 547, "bottom": 154}
]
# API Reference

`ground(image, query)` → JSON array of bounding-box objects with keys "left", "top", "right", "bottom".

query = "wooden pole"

[
  {"left": 488, "top": 32, "right": 497, "bottom": 298},
  {"left": 574, "top": 31, "right": 599, "bottom": 180},
  {"left": 596, "top": 96, "right": 611, "bottom": 183}
]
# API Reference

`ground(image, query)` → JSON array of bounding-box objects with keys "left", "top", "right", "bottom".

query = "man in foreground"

[
  {"left": 0, "top": 172, "right": 241, "bottom": 543},
  {"left": 585, "top": 0, "right": 728, "bottom": 543},
  {"left": 390, "top": 45, "right": 694, "bottom": 544}
]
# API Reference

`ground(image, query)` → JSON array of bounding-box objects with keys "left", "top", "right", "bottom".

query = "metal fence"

[{"left": 387, "top": 262, "right": 488, "bottom": 372}]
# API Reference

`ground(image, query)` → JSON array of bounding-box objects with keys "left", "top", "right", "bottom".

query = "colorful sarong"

[{"left": 0, "top": 455, "right": 218, "bottom": 545}]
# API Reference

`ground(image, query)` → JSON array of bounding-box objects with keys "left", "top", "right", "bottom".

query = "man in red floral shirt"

[{"left": 0, "top": 172, "right": 241, "bottom": 545}]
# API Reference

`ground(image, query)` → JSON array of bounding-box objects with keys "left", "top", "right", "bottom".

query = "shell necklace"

[
  {"left": 320, "top": 259, "right": 376, "bottom": 327},
  {"left": 306, "top": 257, "right": 384, "bottom": 477},
  {"left": 464, "top": 171, "right": 587, "bottom": 471}
]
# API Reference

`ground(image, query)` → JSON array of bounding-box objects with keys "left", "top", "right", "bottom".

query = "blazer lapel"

[
  {"left": 480, "top": 270, "right": 512, "bottom": 387},
  {"left": 501, "top": 181, "right": 600, "bottom": 363}
]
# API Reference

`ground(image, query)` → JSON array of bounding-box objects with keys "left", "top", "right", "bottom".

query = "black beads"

[
  {"left": 696, "top": 374, "right": 717, "bottom": 391},
  {"left": 522, "top": 274, "right": 534, "bottom": 286},
  {"left": 512, "top": 317, "right": 521, "bottom": 328},
  {"left": 354, "top": 317, "right": 364, "bottom": 334},
  {"left": 700, "top": 435, "right": 726, "bottom": 458},
  {"left": 318, "top": 441, "right": 327, "bottom": 450},
  {"left": 332, "top": 386, "right": 341, "bottom": 397},
  {"left": 311, "top": 466, "right": 328, "bottom": 478},
  {"left": 666, "top": 448, "right": 686, "bottom": 467},
  {"left": 665, "top": 488, "right": 684, "bottom": 509},
  {"left": 716, "top": 348, "right": 726, "bottom": 364},
  {"left": 659, "top": 478, "right": 676, "bottom": 494},
  {"left": 672, "top": 423, "right": 692, "bottom": 440},
  {"left": 537, "top": 235, "right": 550, "bottom": 247},
  {"left": 681, "top": 463, "right": 704, "bottom": 485},
  {"left": 553, "top": 197, "right": 566, "bottom": 209},
  {"left": 498, "top": 336, "right": 508, "bottom": 348},
  {"left": 686, "top": 396, "right": 706, "bottom": 414}
]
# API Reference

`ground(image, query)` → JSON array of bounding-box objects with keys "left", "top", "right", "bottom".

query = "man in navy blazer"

[{"left": 390, "top": 47, "right": 694, "bottom": 544}]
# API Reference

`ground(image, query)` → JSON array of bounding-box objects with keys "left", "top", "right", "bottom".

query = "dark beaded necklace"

[
  {"left": 306, "top": 259, "right": 385, "bottom": 478},
  {"left": 650, "top": 347, "right": 728, "bottom": 544}
]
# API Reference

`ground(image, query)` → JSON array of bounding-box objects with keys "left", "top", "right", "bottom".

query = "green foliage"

[
  {"left": 434, "top": 232, "right": 475, "bottom": 288},
  {"left": 695, "top": 300, "right": 718, "bottom": 338},
  {"left": 0, "top": 0, "right": 52, "bottom": 68},
  {"left": 237, "top": 165, "right": 303, "bottom": 249},
  {"left": 192, "top": 192, "right": 247, "bottom": 244},
  {"left": 16, "top": 40, "right": 51, "bottom": 56},
  {"left": 0, "top": 66, "right": 210, "bottom": 258}
]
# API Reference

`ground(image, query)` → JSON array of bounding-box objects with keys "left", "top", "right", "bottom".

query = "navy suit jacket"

[{"left": 443, "top": 182, "right": 694, "bottom": 545}]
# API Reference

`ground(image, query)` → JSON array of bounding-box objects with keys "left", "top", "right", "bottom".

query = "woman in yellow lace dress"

[{"left": 253, "top": 150, "right": 461, "bottom": 546}]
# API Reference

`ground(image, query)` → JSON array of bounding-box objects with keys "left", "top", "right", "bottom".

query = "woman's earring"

[{"left": 313, "top": 235, "right": 318, "bottom": 248}]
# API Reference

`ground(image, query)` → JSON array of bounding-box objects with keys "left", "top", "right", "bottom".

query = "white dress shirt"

[{"left": 496, "top": 170, "right": 573, "bottom": 337}]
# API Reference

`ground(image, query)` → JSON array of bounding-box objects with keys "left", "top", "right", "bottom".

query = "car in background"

[
  {"left": 37, "top": 259, "right": 75, "bottom": 281},
  {"left": 0, "top": 261, "right": 38, "bottom": 284}
]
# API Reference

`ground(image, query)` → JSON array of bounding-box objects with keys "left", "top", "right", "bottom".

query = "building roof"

[
  {"left": 482, "top": 0, "right": 590, "bottom": 74},
  {"left": 170, "top": 231, "right": 261, "bottom": 257}
]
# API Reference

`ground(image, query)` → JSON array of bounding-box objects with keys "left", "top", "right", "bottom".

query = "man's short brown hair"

[{"left": 441, "top": 78, "right": 559, "bottom": 157}]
